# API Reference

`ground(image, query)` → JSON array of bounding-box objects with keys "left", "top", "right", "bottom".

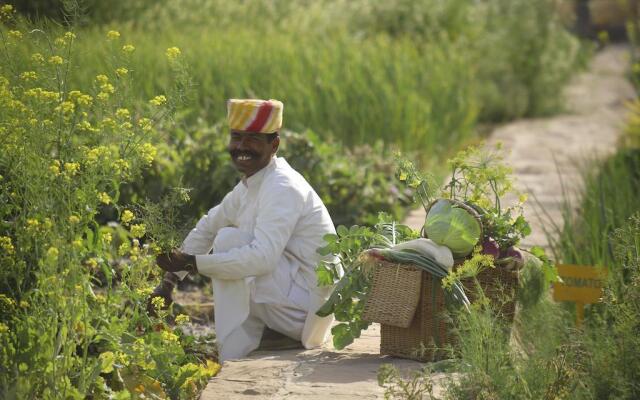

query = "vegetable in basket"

[{"left": 423, "top": 199, "right": 482, "bottom": 259}]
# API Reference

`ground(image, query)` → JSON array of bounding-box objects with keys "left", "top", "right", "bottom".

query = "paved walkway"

[{"left": 201, "top": 45, "right": 634, "bottom": 399}]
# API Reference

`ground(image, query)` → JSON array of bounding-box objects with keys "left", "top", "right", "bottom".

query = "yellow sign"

[{"left": 552, "top": 264, "right": 607, "bottom": 327}]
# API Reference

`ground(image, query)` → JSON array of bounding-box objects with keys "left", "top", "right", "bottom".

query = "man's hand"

[{"left": 155, "top": 249, "right": 197, "bottom": 274}]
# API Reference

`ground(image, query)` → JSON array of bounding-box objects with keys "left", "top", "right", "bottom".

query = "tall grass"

[{"left": 11, "top": 0, "right": 584, "bottom": 160}]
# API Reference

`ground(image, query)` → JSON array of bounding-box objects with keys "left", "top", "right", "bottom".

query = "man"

[{"left": 152, "top": 99, "right": 337, "bottom": 362}]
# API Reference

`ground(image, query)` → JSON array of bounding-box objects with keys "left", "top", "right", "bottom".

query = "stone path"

[{"left": 200, "top": 45, "right": 634, "bottom": 399}]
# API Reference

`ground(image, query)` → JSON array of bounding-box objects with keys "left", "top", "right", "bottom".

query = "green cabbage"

[{"left": 424, "top": 199, "right": 481, "bottom": 258}]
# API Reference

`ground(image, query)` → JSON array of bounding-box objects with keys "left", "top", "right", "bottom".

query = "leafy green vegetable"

[{"left": 424, "top": 199, "right": 481, "bottom": 258}]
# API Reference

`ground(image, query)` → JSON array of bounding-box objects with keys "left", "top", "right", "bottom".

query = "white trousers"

[{"left": 212, "top": 227, "right": 308, "bottom": 362}]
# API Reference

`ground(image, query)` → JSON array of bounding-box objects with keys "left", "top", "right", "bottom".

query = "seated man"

[{"left": 153, "top": 99, "right": 337, "bottom": 362}]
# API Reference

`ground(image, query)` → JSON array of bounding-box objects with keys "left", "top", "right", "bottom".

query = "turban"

[{"left": 227, "top": 99, "right": 283, "bottom": 134}]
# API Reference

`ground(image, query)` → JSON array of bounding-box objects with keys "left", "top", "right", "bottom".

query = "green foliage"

[
  {"left": 133, "top": 187, "right": 196, "bottom": 254},
  {"left": 377, "top": 364, "right": 435, "bottom": 400},
  {"left": 550, "top": 148, "right": 640, "bottom": 269},
  {"left": 123, "top": 122, "right": 410, "bottom": 229},
  {"left": 14, "top": 0, "right": 584, "bottom": 162},
  {"left": 581, "top": 215, "right": 640, "bottom": 399}
]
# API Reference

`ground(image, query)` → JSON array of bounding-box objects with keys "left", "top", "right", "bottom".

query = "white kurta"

[{"left": 179, "top": 156, "right": 337, "bottom": 361}]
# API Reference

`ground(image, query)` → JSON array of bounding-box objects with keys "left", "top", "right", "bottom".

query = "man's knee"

[{"left": 213, "top": 227, "right": 254, "bottom": 253}]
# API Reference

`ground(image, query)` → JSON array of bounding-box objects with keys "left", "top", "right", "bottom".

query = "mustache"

[{"left": 229, "top": 149, "right": 259, "bottom": 159}]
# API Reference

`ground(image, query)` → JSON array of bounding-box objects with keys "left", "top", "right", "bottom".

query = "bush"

[{"left": 0, "top": 15, "right": 217, "bottom": 398}]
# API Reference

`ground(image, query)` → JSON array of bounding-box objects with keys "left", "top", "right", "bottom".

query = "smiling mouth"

[{"left": 236, "top": 155, "right": 252, "bottom": 161}]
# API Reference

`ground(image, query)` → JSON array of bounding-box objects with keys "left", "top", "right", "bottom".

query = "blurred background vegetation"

[{"left": 4, "top": 0, "right": 590, "bottom": 226}]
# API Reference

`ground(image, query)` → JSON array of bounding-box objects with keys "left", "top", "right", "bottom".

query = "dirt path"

[{"left": 199, "top": 45, "right": 634, "bottom": 399}]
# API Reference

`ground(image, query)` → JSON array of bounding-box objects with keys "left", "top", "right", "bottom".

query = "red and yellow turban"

[{"left": 227, "top": 99, "right": 283, "bottom": 134}]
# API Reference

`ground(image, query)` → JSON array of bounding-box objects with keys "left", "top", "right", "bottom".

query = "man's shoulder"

[{"left": 267, "top": 157, "right": 310, "bottom": 188}]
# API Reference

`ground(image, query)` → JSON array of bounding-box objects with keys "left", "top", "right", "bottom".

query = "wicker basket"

[
  {"left": 361, "top": 260, "right": 422, "bottom": 328},
  {"left": 373, "top": 261, "right": 519, "bottom": 362}
]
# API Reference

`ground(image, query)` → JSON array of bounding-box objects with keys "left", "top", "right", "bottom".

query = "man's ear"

[{"left": 271, "top": 135, "right": 280, "bottom": 154}]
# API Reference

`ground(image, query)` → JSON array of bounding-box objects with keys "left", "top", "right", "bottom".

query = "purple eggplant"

[
  {"left": 505, "top": 246, "right": 524, "bottom": 267},
  {"left": 481, "top": 237, "right": 500, "bottom": 259}
]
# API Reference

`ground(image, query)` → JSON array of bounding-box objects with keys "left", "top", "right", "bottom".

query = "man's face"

[{"left": 228, "top": 130, "right": 279, "bottom": 177}]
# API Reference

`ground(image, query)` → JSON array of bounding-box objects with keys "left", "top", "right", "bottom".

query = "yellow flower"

[
  {"left": 97, "top": 92, "right": 110, "bottom": 102},
  {"left": 166, "top": 46, "right": 181, "bottom": 60},
  {"left": 1, "top": 4, "right": 14, "bottom": 15},
  {"left": 68, "top": 215, "right": 80, "bottom": 224},
  {"left": 98, "top": 192, "right": 111, "bottom": 204},
  {"left": 55, "top": 101, "right": 75, "bottom": 115},
  {"left": 26, "top": 219, "right": 40, "bottom": 229},
  {"left": 46, "top": 246, "right": 59, "bottom": 261},
  {"left": 115, "top": 67, "right": 128, "bottom": 77},
  {"left": 0, "top": 236, "right": 14, "bottom": 255},
  {"left": 398, "top": 172, "right": 407, "bottom": 181},
  {"left": 151, "top": 296, "right": 165, "bottom": 311},
  {"left": 54, "top": 37, "right": 66, "bottom": 47},
  {"left": 135, "top": 286, "right": 153, "bottom": 297},
  {"left": 101, "top": 118, "right": 116, "bottom": 129},
  {"left": 138, "top": 117, "right": 152, "bottom": 131},
  {"left": 49, "top": 160, "right": 61, "bottom": 176},
  {"left": 121, "top": 209, "right": 134, "bottom": 224},
  {"left": 114, "top": 159, "right": 130, "bottom": 175},
  {"left": 115, "top": 108, "right": 130, "bottom": 120},
  {"left": 76, "top": 120, "right": 96, "bottom": 133},
  {"left": 161, "top": 329, "right": 179, "bottom": 343},
  {"left": 31, "top": 53, "right": 44, "bottom": 64},
  {"left": 130, "top": 224, "right": 146, "bottom": 238},
  {"left": 95, "top": 74, "right": 109, "bottom": 85},
  {"left": 149, "top": 95, "right": 167, "bottom": 106},
  {"left": 48, "top": 56, "right": 63, "bottom": 65},
  {"left": 19, "top": 71, "right": 37, "bottom": 81},
  {"left": 100, "top": 83, "right": 115, "bottom": 94},
  {"left": 72, "top": 238, "right": 83, "bottom": 249},
  {"left": 175, "top": 314, "right": 190, "bottom": 325},
  {"left": 99, "top": 351, "right": 115, "bottom": 373},
  {"left": 106, "top": 30, "right": 121, "bottom": 40},
  {"left": 86, "top": 258, "right": 98, "bottom": 269},
  {"left": 122, "top": 44, "right": 135, "bottom": 53},
  {"left": 7, "top": 30, "right": 22, "bottom": 40},
  {"left": 77, "top": 94, "right": 93, "bottom": 106},
  {"left": 64, "top": 31, "right": 76, "bottom": 40},
  {"left": 518, "top": 193, "right": 528, "bottom": 203},
  {"left": 139, "top": 143, "right": 157, "bottom": 165},
  {"left": 64, "top": 162, "right": 80, "bottom": 176},
  {"left": 118, "top": 242, "right": 130, "bottom": 256},
  {"left": 102, "top": 232, "right": 113, "bottom": 245}
]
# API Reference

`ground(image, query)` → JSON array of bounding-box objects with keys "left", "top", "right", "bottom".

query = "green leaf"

[
  {"left": 323, "top": 233, "right": 338, "bottom": 243},
  {"left": 331, "top": 323, "right": 355, "bottom": 350},
  {"left": 316, "top": 245, "right": 333, "bottom": 256},
  {"left": 316, "top": 265, "right": 334, "bottom": 286},
  {"left": 337, "top": 225, "right": 349, "bottom": 237},
  {"left": 316, "top": 297, "right": 336, "bottom": 317}
]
